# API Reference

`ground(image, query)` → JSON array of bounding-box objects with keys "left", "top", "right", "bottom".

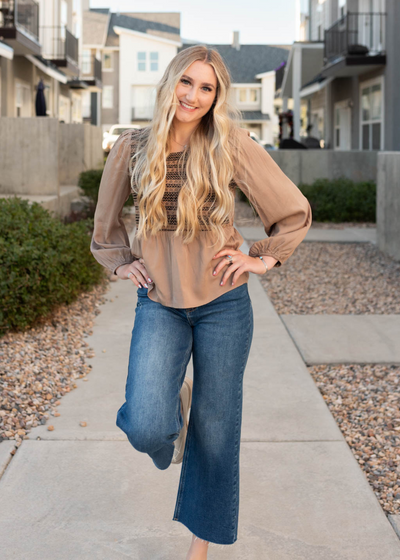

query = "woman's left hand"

[{"left": 212, "top": 249, "right": 278, "bottom": 286}]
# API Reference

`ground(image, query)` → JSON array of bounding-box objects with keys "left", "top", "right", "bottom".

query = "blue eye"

[{"left": 180, "top": 78, "right": 212, "bottom": 92}]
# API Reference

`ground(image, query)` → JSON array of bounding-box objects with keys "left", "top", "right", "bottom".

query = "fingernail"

[
  {"left": 139, "top": 283, "right": 143, "bottom": 288},
  {"left": 232, "top": 281, "right": 234, "bottom": 285},
  {"left": 148, "top": 278, "right": 152, "bottom": 282},
  {"left": 220, "top": 281, "right": 223, "bottom": 286},
  {"left": 144, "top": 283, "right": 148, "bottom": 288},
  {"left": 213, "top": 271, "right": 216, "bottom": 275}
]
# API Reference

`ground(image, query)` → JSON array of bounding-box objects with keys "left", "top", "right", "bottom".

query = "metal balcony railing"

[
  {"left": 40, "top": 25, "right": 78, "bottom": 65},
  {"left": 324, "top": 11, "right": 386, "bottom": 63},
  {"left": 80, "top": 53, "right": 102, "bottom": 82},
  {"left": 0, "top": 0, "right": 39, "bottom": 41}
]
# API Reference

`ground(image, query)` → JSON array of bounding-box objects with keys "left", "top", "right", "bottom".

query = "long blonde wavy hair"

[{"left": 129, "top": 45, "right": 248, "bottom": 250}]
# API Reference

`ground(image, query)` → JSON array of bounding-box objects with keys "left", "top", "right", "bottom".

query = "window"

[
  {"left": 43, "top": 82, "right": 51, "bottom": 116},
  {"left": 82, "top": 49, "right": 91, "bottom": 74},
  {"left": 334, "top": 100, "right": 351, "bottom": 150},
  {"left": 59, "top": 95, "right": 71, "bottom": 123},
  {"left": 238, "top": 89, "right": 247, "bottom": 103},
  {"left": 103, "top": 52, "right": 113, "bottom": 71},
  {"left": 360, "top": 78, "right": 383, "bottom": 150},
  {"left": 15, "top": 81, "right": 31, "bottom": 117},
  {"left": 71, "top": 92, "right": 82, "bottom": 123},
  {"left": 237, "top": 88, "right": 259, "bottom": 104},
  {"left": 249, "top": 89, "right": 259, "bottom": 102},
  {"left": 150, "top": 52, "right": 158, "bottom": 71},
  {"left": 82, "top": 90, "right": 91, "bottom": 118},
  {"left": 138, "top": 52, "right": 146, "bottom": 71},
  {"left": 102, "top": 85, "right": 113, "bottom": 109}
]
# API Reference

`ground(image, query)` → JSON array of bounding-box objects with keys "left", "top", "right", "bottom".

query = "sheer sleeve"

[
  {"left": 90, "top": 130, "right": 140, "bottom": 275},
  {"left": 233, "top": 128, "right": 312, "bottom": 267}
]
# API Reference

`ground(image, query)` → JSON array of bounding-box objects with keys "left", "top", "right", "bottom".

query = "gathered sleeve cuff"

[
  {"left": 90, "top": 130, "right": 140, "bottom": 275},
  {"left": 233, "top": 128, "right": 312, "bottom": 267}
]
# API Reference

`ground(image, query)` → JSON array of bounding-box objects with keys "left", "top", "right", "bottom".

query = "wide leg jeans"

[{"left": 116, "top": 282, "right": 254, "bottom": 545}]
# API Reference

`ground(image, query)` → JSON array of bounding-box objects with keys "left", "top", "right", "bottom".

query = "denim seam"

[
  {"left": 173, "top": 396, "right": 194, "bottom": 520},
  {"left": 173, "top": 330, "right": 194, "bottom": 517},
  {"left": 174, "top": 341, "right": 193, "bottom": 434},
  {"left": 230, "top": 301, "right": 253, "bottom": 542}
]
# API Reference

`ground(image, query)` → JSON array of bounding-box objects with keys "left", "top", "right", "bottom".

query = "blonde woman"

[{"left": 90, "top": 45, "right": 312, "bottom": 559}]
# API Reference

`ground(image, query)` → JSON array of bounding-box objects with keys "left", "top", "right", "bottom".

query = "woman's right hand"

[{"left": 115, "top": 259, "right": 153, "bottom": 289}]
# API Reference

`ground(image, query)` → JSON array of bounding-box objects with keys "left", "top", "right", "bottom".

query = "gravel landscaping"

[
  {"left": 234, "top": 200, "right": 399, "bottom": 316},
  {"left": 234, "top": 200, "right": 400, "bottom": 517},
  {"left": 0, "top": 210, "right": 139, "bottom": 451},
  {"left": 0, "top": 280, "right": 110, "bottom": 448},
  {"left": 249, "top": 241, "right": 400, "bottom": 315},
  {"left": 309, "top": 363, "right": 400, "bottom": 516}
]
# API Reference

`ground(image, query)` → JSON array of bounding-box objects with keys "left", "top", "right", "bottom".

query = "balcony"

[
  {"left": 40, "top": 25, "right": 79, "bottom": 77},
  {"left": 0, "top": 0, "right": 41, "bottom": 55},
  {"left": 80, "top": 54, "right": 102, "bottom": 90},
  {"left": 322, "top": 11, "right": 386, "bottom": 78}
]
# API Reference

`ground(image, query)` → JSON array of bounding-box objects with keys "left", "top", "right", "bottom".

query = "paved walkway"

[
  {"left": 238, "top": 225, "right": 377, "bottom": 244},
  {"left": 0, "top": 231, "right": 399, "bottom": 558},
  {"left": 237, "top": 224, "right": 400, "bottom": 366},
  {"left": 281, "top": 315, "right": 400, "bottom": 364}
]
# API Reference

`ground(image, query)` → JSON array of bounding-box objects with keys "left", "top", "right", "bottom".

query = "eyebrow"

[{"left": 181, "top": 74, "right": 216, "bottom": 89}]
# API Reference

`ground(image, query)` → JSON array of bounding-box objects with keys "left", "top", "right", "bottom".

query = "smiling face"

[{"left": 174, "top": 60, "right": 218, "bottom": 123}]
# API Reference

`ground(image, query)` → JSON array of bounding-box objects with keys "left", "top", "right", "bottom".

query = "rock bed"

[
  {"left": 238, "top": 194, "right": 400, "bottom": 517},
  {"left": 308, "top": 363, "right": 400, "bottom": 515},
  {"left": 0, "top": 210, "right": 139, "bottom": 451},
  {"left": 246, "top": 240, "right": 400, "bottom": 315},
  {"left": 0, "top": 279, "right": 110, "bottom": 449}
]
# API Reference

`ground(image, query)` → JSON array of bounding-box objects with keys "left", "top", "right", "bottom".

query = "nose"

[{"left": 185, "top": 97, "right": 197, "bottom": 106}]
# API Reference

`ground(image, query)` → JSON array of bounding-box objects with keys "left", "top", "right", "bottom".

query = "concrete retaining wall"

[
  {"left": 270, "top": 150, "right": 378, "bottom": 184},
  {"left": 59, "top": 123, "right": 85, "bottom": 186},
  {"left": 59, "top": 123, "right": 103, "bottom": 186},
  {"left": 83, "top": 123, "right": 104, "bottom": 172},
  {"left": 377, "top": 152, "right": 400, "bottom": 262},
  {"left": 0, "top": 118, "right": 103, "bottom": 197},
  {"left": 0, "top": 117, "right": 59, "bottom": 196}
]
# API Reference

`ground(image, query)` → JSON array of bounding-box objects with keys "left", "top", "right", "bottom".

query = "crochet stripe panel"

[{"left": 128, "top": 130, "right": 237, "bottom": 232}]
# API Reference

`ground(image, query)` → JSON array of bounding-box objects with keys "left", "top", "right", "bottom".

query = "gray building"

[
  {"left": 179, "top": 36, "right": 290, "bottom": 144},
  {"left": 282, "top": 0, "right": 399, "bottom": 151}
]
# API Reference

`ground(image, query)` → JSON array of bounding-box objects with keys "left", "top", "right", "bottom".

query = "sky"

[{"left": 89, "top": 0, "right": 299, "bottom": 46}]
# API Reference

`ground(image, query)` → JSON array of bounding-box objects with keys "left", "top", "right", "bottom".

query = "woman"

[{"left": 90, "top": 45, "right": 312, "bottom": 559}]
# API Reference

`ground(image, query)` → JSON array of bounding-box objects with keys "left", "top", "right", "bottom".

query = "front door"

[{"left": 334, "top": 101, "right": 351, "bottom": 150}]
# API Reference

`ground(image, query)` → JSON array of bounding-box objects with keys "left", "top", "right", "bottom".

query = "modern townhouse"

[
  {"left": 82, "top": 9, "right": 290, "bottom": 146},
  {"left": 179, "top": 32, "right": 291, "bottom": 146},
  {"left": 0, "top": 0, "right": 99, "bottom": 121},
  {"left": 282, "top": 0, "right": 400, "bottom": 150},
  {"left": 82, "top": 9, "right": 181, "bottom": 133}
]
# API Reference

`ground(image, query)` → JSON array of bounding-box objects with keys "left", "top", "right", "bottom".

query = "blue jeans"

[{"left": 116, "top": 282, "right": 254, "bottom": 545}]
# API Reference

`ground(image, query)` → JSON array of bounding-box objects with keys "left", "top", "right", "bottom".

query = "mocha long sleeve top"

[{"left": 90, "top": 127, "right": 312, "bottom": 308}]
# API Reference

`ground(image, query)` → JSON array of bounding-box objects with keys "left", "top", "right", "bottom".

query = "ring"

[
  {"left": 225, "top": 254, "right": 233, "bottom": 265},
  {"left": 128, "top": 272, "right": 134, "bottom": 278}
]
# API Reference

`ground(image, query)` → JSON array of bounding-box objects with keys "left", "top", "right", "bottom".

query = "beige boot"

[{"left": 172, "top": 376, "right": 193, "bottom": 464}]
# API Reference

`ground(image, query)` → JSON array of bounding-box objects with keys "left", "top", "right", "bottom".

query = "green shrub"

[
  {"left": 298, "top": 177, "right": 376, "bottom": 222},
  {"left": 0, "top": 197, "right": 105, "bottom": 333},
  {"left": 236, "top": 176, "right": 376, "bottom": 223},
  {"left": 78, "top": 169, "right": 104, "bottom": 210},
  {"left": 78, "top": 167, "right": 134, "bottom": 211}
]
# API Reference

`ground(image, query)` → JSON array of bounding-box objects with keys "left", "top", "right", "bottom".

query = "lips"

[{"left": 180, "top": 100, "right": 197, "bottom": 111}]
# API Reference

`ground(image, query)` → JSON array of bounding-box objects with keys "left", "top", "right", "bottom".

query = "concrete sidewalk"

[
  {"left": 0, "top": 237, "right": 399, "bottom": 558},
  {"left": 281, "top": 314, "right": 400, "bottom": 364},
  {"left": 238, "top": 225, "right": 377, "bottom": 244}
]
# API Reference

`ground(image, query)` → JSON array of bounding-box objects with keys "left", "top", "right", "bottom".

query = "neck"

[{"left": 170, "top": 120, "right": 199, "bottom": 146}]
